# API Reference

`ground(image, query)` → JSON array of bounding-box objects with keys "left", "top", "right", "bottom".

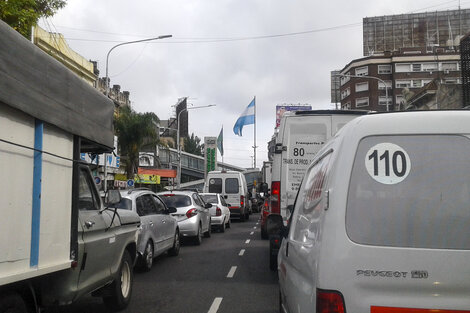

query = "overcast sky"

[{"left": 39, "top": 0, "right": 468, "bottom": 169}]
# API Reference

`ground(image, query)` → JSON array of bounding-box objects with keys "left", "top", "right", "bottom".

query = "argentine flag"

[{"left": 233, "top": 98, "right": 255, "bottom": 136}]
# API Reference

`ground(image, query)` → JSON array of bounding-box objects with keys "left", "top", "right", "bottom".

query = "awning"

[{"left": 138, "top": 168, "right": 177, "bottom": 178}]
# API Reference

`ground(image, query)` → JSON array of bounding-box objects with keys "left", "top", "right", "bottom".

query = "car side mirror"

[
  {"left": 226, "top": 203, "right": 231, "bottom": 207},
  {"left": 204, "top": 203, "right": 212, "bottom": 209},
  {"left": 266, "top": 214, "right": 286, "bottom": 238},
  {"left": 106, "top": 189, "right": 121, "bottom": 206},
  {"left": 167, "top": 207, "right": 177, "bottom": 214}
]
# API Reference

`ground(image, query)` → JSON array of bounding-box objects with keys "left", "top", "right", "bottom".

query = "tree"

[
  {"left": 0, "top": 0, "right": 66, "bottom": 38},
  {"left": 183, "top": 133, "right": 203, "bottom": 156},
  {"left": 114, "top": 106, "right": 159, "bottom": 178}
]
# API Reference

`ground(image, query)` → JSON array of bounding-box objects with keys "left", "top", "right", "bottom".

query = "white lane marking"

[
  {"left": 208, "top": 297, "right": 223, "bottom": 313},
  {"left": 227, "top": 266, "right": 237, "bottom": 278},
  {"left": 253, "top": 226, "right": 257, "bottom": 229},
  {"left": 239, "top": 249, "right": 245, "bottom": 256},
  {"left": 245, "top": 239, "right": 251, "bottom": 244},
  {"left": 250, "top": 231, "right": 254, "bottom": 235}
]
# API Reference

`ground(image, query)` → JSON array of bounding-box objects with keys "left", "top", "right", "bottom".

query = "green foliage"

[
  {"left": 0, "top": 0, "right": 66, "bottom": 38},
  {"left": 114, "top": 106, "right": 159, "bottom": 178},
  {"left": 183, "top": 133, "right": 203, "bottom": 156}
]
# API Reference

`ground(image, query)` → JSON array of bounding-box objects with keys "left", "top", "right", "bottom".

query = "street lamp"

[
  {"left": 176, "top": 104, "right": 216, "bottom": 188},
  {"left": 103, "top": 34, "right": 172, "bottom": 192},
  {"left": 335, "top": 73, "right": 390, "bottom": 112}
]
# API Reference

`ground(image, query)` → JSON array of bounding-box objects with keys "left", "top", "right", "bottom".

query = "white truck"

[{"left": 0, "top": 20, "right": 140, "bottom": 312}]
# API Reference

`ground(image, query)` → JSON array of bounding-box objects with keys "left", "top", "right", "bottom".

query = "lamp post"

[
  {"left": 335, "top": 73, "right": 390, "bottom": 112},
  {"left": 176, "top": 104, "right": 216, "bottom": 188},
  {"left": 103, "top": 34, "right": 172, "bottom": 192}
]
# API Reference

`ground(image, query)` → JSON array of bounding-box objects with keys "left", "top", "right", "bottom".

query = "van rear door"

[{"left": 279, "top": 115, "right": 331, "bottom": 219}]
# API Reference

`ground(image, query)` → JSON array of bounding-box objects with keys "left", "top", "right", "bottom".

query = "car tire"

[
  {"left": 194, "top": 224, "right": 203, "bottom": 245},
  {"left": 261, "top": 227, "right": 268, "bottom": 240},
  {"left": 245, "top": 212, "right": 250, "bottom": 221},
  {"left": 168, "top": 230, "right": 180, "bottom": 256},
  {"left": 0, "top": 292, "right": 29, "bottom": 313},
  {"left": 226, "top": 218, "right": 231, "bottom": 229},
  {"left": 220, "top": 221, "right": 226, "bottom": 233},
  {"left": 204, "top": 219, "right": 211, "bottom": 238},
  {"left": 103, "top": 250, "right": 133, "bottom": 312},
  {"left": 139, "top": 240, "right": 153, "bottom": 272}
]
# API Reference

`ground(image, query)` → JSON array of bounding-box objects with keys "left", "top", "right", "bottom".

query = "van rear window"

[
  {"left": 208, "top": 178, "right": 222, "bottom": 193},
  {"left": 346, "top": 135, "right": 470, "bottom": 250},
  {"left": 225, "top": 178, "right": 239, "bottom": 194}
]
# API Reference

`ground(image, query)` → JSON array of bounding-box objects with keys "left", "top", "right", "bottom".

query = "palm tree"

[
  {"left": 184, "top": 132, "right": 203, "bottom": 156},
  {"left": 114, "top": 106, "right": 159, "bottom": 178}
]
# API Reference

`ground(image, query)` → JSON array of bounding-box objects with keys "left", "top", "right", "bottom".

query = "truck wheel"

[
  {"left": 168, "top": 231, "right": 180, "bottom": 256},
  {"left": 0, "top": 292, "right": 29, "bottom": 313},
  {"left": 103, "top": 250, "right": 133, "bottom": 312},
  {"left": 139, "top": 240, "right": 154, "bottom": 272}
]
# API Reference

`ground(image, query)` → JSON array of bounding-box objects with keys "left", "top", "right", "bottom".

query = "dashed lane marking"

[
  {"left": 250, "top": 231, "right": 254, "bottom": 235},
  {"left": 239, "top": 249, "right": 245, "bottom": 256},
  {"left": 208, "top": 297, "right": 223, "bottom": 313},
  {"left": 227, "top": 266, "right": 237, "bottom": 278},
  {"left": 245, "top": 239, "right": 251, "bottom": 244}
]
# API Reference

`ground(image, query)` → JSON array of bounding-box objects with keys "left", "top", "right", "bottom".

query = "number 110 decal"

[{"left": 365, "top": 143, "right": 411, "bottom": 185}]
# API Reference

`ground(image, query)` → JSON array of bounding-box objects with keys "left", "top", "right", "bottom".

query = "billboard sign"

[{"left": 275, "top": 105, "right": 312, "bottom": 128}]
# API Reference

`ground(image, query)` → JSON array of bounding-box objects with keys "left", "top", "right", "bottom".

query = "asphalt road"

[{"left": 50, "top": 214, "right": 279, "bottom": 313}]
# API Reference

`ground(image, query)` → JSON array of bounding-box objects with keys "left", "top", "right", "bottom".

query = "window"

[
  {"left": 341, "top": 87, "right": 350, "bottom": 100},
  {"left": 192, "top": 194, "right": 204, "bottom": 206},
  {"left": 346, "top": 135, "right": 470, "bottom": 250},
  {"left": 355, "top": 82, "right": 369, "bottom": 92},
  {"left": 412, "top": 80, "right": 423, "bottom": 88},
  {"left": 355, "top": 66, "right": 368, "bottom": 76},
  {"left": 201, "top": 194, "right": 218, "bottom": 204},
  {"left": 208, "top": 178, "right": 223, "bottom": 193},
  {"left": 342, "top": 102, "right": 351, "bottom": 110},
  {"left": 136, "top": 195, "right": 158, "bottom": 216},
  {"left": 378, "top": 96, "right": 392, "bottom": 106},
  {"left": 395, "top": 63, "right": 411, "bottom": 73},
  {"left": 160, "top": 195, "right": 191, "bottom": 207},
  {"left": 441, "top": 62, "right": 458, "bottom": 71},
  {"left": 378, "top": 65, "right": 391, "bottom": 74},
  {"left": 378, "top": 81, "right": 392, "bottom": 90},
  {"left": 412, "top": 63, "right": 422, "bottom": 72},
  {"left": 78, "top": 168, "right": 100, "bottom": 211},
  {"left": 396, "top": 80, "right": 411, "bottom": 88},
  {"left": 340, "top": 74, "right": 350, "bottom": 86},
  {"left": 422, "top": 62, "right": 438, "bottom": 72},
  {"left": 290, "top": 152, "right": 332, "bottom": 243},
  {"left": 225, "top": 178, "right": 240, "bottom": 194},
  {"left": 355, "top": 97, "right": 369, "bottom": 108},
  {"left": 396, "top": 95, "right": 405, "bottom": 105},
  {"left": 152, "top": 195, "right": 166, "bottom": 214}
]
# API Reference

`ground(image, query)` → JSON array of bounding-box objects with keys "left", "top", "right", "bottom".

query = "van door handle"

[{"left": 85, "top": 221, "right": 95, "bottom": 229}]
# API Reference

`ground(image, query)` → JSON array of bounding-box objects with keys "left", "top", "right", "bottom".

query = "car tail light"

[
  {"left": 316, "top": 289, "right": 345, "bottom": 313},
  {"left": 163, "top": 194, "right": 174, "bottom": 197},
  {"left": 216, "top": 207, "right": 222, "bottom": 216},
  {"left": 186, "top": 208, "right": 198, "bottom": 218},
  {"left": 270, "top": 181, "right": 280, "bottom": 214},
  {"left": 240, "top": 195, "right": 244, "bottom": 207}
]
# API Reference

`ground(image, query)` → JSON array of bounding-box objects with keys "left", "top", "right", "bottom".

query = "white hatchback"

[
  {"left": 270, "top": 110, "right": 470, "bottom": 312},
  {"left": 200, "top": 193, "right": 231, "bottom": 232}
]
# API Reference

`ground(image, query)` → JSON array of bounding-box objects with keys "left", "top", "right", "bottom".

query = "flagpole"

[{"left": 253, "top": 96, "right": 257, "bottom": 169}]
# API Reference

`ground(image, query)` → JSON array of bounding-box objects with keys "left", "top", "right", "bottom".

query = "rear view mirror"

[
  {"left": 106, "top": 190, "right": 121, "bottom": 206},
  {"left": 266, "top": 214, "right": 285, "bottom": 237}
]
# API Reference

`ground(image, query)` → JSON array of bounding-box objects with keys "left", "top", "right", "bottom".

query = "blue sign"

[
  {"left": 127, "top": 179, "right": 134, "bottom": 187},
  {"left": 94, "top": 176, "right": 102, "bottom": 185}
]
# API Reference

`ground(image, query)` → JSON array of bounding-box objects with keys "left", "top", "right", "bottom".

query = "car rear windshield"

[
  {"left": 208, "top": 178, "right": 222, "bottom": 193},
  {"left": 225, "top": 178, "right": 239, "bottom": 194},
  {"left": 346, "top": 135, "right": 470, "bottom": 250},
  {"left": 160, "top": 195, "right": 192, "bottom": 207},
  {"left": 201, "top": 195, "right": 218, "bottom": 204}
]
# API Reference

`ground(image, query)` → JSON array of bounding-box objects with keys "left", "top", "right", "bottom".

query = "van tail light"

[
  {"left": 270, "top": 181, "right": 281, "bottom": 214},
  {"left": 216, "top": 207, "right": 222, "bottom": 216},
  {"left": 186, "top": 208, "right": 198, "bottom": 218},
  {"left": 240, "top": 195, "right": 244, "bottom": 207},
  {"left": 316, "top": 289, "right": 345, "bottom": 313}
]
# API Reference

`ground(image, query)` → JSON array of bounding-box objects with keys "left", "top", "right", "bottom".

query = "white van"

[
  {"left": 270, "top": 110, "right": 368, "bottom": 222},
  {"left": 203, "top": 171, "right": 250, "bottom": 221},
  {"left": 269, "top": 110, "right": 470, "bottom": 312}
]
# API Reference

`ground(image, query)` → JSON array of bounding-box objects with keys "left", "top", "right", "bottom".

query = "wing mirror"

[
  {"left": 105, "top": 189, "right": 121, "bottom": 206},
  {"left": 266, "top": 214, "right": 287, "bottom": 238},
  {"left": 167, "top": 207, "right": 177, "bottom": 214},
  {"left": 204, "top": 203, "right": 212, "bottom": 209}
]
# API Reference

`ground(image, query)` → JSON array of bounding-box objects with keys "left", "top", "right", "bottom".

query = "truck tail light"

[
  {"left": 216, "top": 207, "right": 222, "bottom": 216},
  {"left": 186, "top": 208, "right": 198, "bottom": 218},
  {"left": 240, "top": 195, "right": 244, "bottom": 207},
  {"left": 316, "top": 289, "right": 345, "bottom": 313},
  {"left": 270, "top": 181, "right": 280, "bottom": 214}
]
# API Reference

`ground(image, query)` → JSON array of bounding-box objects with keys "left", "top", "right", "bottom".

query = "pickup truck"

[{"left": 0, "top": 20, "right": 140, "bottom": 312}]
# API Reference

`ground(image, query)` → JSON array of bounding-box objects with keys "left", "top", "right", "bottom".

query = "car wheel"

[
  {"left": 226, "top": 218, "right": 231, "bottom": 229},
  {"left": 220, "top": 221, "right": 226, "bottom": 233},
  {"left": 139, "top": 240, "right": 153, "bottom": 272},
  {"left": 204, "top": 219, "right": 211, "bottom": 238},
  {"left": 0, "top": 292, "right": 29, "bottom": 313},
  {"left": 194, "top": 224, "right": 203, "bottom": 245},
  {"left": 103, "top": 250, "right": 133, "bottom": 311},
  {"left": 245, "top": 212, "right": 250, "bottom": 221},
  {"left": 168, "top": 230, "right": 180, "bottom": 256}
]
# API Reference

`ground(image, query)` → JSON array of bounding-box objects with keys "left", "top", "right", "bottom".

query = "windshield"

[
  {"left": 201, "top": 194, "right": 218, "bottom": 204},
  {"left": 160, "top": 195, "right": 192, "bottom": 207},
  {"left": 346, "top": 135, "right": 470, "bottom": 250}
]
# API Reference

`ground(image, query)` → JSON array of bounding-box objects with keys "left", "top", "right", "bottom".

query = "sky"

[{"left": 39, "top": 0, "right": 468, "bottom": 169}]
